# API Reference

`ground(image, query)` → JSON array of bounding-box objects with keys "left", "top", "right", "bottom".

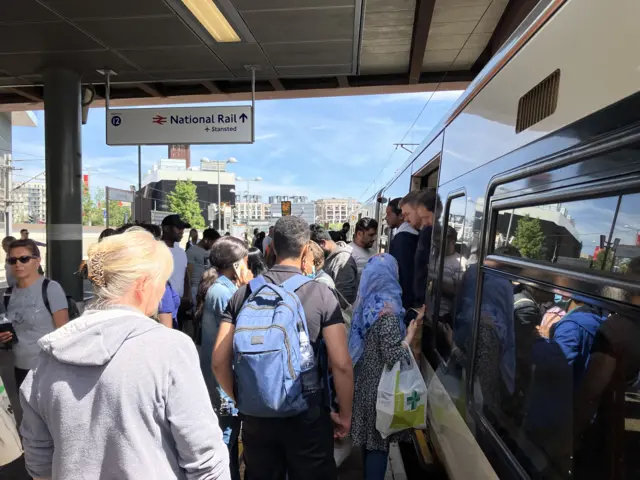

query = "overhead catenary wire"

[{"left": 357, "top": 0, "right": 498, "bottom": 202}]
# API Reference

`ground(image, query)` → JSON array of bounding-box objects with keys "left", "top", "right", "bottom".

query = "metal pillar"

[
  {"left": 44, "top": 69, "right": 83, "bottom": 302},
  {"left": 137, "top": 145, "right": 142, "bottom": 222},
  {"left": 217, "top": 161, "right": 222, "bottom": 231}
]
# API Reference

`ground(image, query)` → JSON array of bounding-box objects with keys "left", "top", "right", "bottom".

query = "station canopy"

[{"left": 0, "top": 0, "right": 538, "bottom": 109}]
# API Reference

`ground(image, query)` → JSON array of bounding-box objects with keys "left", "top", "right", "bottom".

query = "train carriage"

[{"left": 372, "top": 0, "right": 640, "bottom": 478}]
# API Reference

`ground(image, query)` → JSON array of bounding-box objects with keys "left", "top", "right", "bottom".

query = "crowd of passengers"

[
  {"left": 2, "top": 186, "right": 635, "bottom": 479},
  {"left": 0, "top": 194, "right": 437, "bottom": 480}
]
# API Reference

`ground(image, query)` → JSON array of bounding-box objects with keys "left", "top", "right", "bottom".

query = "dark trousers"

[
  {"left": 362, "top": 448, "right": 388, "bottom": 480},
  {"left": 242, "top": 406, "right": 337, "bottom": 480},
  {"left": 14, "top": 367, "right": 28, "bottom": 388}
]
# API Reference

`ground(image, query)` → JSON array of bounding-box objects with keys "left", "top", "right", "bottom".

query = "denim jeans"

[
  {"left": 220, "top": 414, "right": 241, "bottom": 480},
  {"left": 362, "top": 448, "right": 388, "bottom": 480}
]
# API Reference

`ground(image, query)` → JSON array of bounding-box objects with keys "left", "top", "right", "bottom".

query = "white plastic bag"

[
  {"left": 0, "top": 375, "right": 22, "bottom": 466},
  {"left": 375, "top": 350, "right": 427, "bottom": 439},
  {"left": 333, "top": 437, "right": 352, "bottom": 467}
]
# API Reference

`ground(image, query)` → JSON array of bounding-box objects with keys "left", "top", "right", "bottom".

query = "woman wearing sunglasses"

[{"left": 0, "top": 239, "right": 69, "bottom": 387}]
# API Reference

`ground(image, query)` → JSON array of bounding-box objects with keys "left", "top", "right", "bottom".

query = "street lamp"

[
  {"left": 203, "top": 157, "right": 237, "bottom": 230},
  {"left": 236, "top": 176, "right": 262, "bottom": 223}
]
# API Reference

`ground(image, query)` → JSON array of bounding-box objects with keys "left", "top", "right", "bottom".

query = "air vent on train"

[{"left": 515, "top": 69, "right": 560, "bottom": 133}]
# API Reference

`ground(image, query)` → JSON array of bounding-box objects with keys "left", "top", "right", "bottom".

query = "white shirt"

[
  {"left": 169, "top": 244, "right": 188, "bottom": 298},
  {"left": 440, "top": 253, "right": 467, "bottom": 316}
]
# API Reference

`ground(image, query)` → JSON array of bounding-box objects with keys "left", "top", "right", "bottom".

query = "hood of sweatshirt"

[
  {"left": 37, "top": 307, "right": 162, "bottom": 366},
  {"left": 396, "top": 222, "right": 419, "bottom": 236},
  {"left": 327, "top": 244, "right": 353, "bottom": 261}
]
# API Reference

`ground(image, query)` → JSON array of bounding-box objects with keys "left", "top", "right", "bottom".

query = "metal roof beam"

[
  {"left": 137, "top": 83, "right": 164, "bottom": 98},
  {"left": 2, "top": 87, "right": 41, "bottom": 102},
  {"left": 409, "top": 0, "right": 437, "bottom": 85},
  {"left": 270, "top": 79, "right": 285, "bottom": 91},
  {"left": 201, "top": 81, "right": 221, "bottom": 94}
]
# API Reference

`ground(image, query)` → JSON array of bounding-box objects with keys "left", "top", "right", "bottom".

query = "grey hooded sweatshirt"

[
  {"left": 19, "top": 307, "right": 230, "bottom": 480},
  {"left": 323, "top": 245, "right": 358, "bottom": 307}
]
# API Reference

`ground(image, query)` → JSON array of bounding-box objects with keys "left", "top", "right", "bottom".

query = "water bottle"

[{"left": 299, "top": 329, "right": 314, "bottom": 372}]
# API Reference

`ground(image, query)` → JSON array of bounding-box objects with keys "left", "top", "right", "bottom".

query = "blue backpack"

[{"left": 233, "top": 274, "right": 319, "bottom": 417}]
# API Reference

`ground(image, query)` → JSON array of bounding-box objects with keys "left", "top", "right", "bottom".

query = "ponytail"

[{"left": 194, "top": 267, "right": 219, "bottom": 321}]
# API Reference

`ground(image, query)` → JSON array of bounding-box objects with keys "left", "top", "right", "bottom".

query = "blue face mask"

[{"left": 305, "top": 265, "right": 316, "bottom": 279}]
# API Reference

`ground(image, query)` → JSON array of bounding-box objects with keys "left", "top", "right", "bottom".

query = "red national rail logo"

[{"left": 152, "top": 115, "right": 167, "bottom": 125}]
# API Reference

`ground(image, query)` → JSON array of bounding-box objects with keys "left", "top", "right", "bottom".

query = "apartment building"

[{"left": 315, "top": 197, "right": 360, "bottom": 225}]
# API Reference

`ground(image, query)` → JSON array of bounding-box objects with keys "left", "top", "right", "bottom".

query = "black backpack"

[{"left": 4, "top": 279, "right": 80, "bottom": 320}]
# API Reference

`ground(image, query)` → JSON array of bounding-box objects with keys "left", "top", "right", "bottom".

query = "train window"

[
  {"left": 466, "top": 273, "right": 640, "bottom": 479},
  {"left": 493, "top": 192, "right": 640, "bottom": 279},
  {"left": 431, "top": 194, "right": 468, "bottom": 362}
]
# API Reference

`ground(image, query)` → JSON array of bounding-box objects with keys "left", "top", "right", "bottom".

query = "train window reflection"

[
  {"left": 432, "top": 195, "right": 468, "bottom": 362},
  {"left": 493, "top": 192, "right": 640, "bottom": 279},
  {"left": 468, "top": 277, "right": 640, "bottom": 479}
]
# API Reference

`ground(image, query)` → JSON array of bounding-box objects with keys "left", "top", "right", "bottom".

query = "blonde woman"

[{"left": 19, "top": 228, "right": 230, "bottom": 480}]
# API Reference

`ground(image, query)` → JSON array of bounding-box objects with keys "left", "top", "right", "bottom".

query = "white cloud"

[{"left": 255, "top": 133, "right": 279, "bottom": 141}]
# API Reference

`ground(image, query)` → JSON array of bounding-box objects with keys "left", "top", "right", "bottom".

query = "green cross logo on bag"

[{"left": 406, "top": 390, "right": 421, "bottom": 410}]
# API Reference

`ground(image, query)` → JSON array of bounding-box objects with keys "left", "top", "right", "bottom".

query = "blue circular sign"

[{"left": 111, "top": 115, "right": 122, "bottom": 127}]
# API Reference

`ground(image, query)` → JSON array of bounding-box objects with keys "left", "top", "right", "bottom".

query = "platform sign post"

[{"left": 106, "top": 106, "right": 253, "bottom": 145}]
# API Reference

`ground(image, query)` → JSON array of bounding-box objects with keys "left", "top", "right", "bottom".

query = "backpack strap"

[
  {"left": 3, "top": 287, "right": 13, "bottom": 311},
  {"left": 42, "top": 278, "right": 52, "bottom": 316},
  {"left": 248, "top": 275, "right": 267, "bottom": 294},
  {"left": 281, "top": 274, "right": 311, "bottom": 292}
]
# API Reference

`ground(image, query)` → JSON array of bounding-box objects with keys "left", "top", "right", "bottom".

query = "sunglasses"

[{"left": 7, "top": 255, "right": 38, "bottom": 265}]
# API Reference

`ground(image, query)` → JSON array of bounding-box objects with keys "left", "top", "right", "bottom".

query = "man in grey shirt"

[
  {"left": 309, "top": 224, "right": 358, "bottom": 308},
  {"left": 186, "top": 228, "right": 221, "bottom": 305}
]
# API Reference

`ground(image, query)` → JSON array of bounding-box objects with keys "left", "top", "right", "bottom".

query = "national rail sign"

[
  {"left": 106, "top": 106, "right": 253, "bottom": 146},
  {"left": 106, "top": 186, "right": 134, "bottom": 203}
]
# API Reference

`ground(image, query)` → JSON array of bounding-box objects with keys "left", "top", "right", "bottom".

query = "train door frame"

[{"left": 410, "top": 154, "right": 440, "bottom": 193}]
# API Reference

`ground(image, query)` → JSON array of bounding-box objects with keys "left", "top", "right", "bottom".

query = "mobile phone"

[
  {"left": 232, "top": 261, "right": 242, "bottom": 279},
  {"left": 0, "top": 322, "right": 17, "bottom": 345},
  {"left": 404, "top": 308, "right": 420, "bottom": 326}
]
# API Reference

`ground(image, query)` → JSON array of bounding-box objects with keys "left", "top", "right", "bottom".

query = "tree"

[
  {"left": 512, "top": 215, "right": 545, "bottom": 260},
  {"left": 592, "top": 248, "right": 615, "bottom": 272},
  {"left": 82, "top": 187, "right": 104, "bottom": 226},
  {"left": 108, "top": 201, "right": 130, "bottom": 227},
  {"left": 167, "top": 180, "right": 205, "bottom": 229}
]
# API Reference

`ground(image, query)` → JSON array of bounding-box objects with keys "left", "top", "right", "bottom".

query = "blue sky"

[{"left": 10, "top": 90, "right": 462, "bottom": 202}]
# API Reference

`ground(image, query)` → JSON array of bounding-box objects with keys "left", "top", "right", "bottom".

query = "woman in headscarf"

[{"left": 348, "top": 253, "right": 421, "bottom": 480}]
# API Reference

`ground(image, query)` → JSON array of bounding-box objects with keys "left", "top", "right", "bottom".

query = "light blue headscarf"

[{"left": 348, "top": 253, "right": 406, "bottom": 366}]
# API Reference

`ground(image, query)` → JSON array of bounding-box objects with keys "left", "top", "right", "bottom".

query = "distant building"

[
  {"left": 269, "top": 195, "right": 308, "bottom": 204},
  {"left": 315, "top": 198, "right": 360, "bottom": 225},
  {"left": 169, "top": 144, "right": 191, "bottom": 167},
  {"left": 237, "top": 193, "right": 262, "bottom": 203},
  {"left": 13, "top": 182, "right": 46, "bottom": 223},
  {"left": 270, "top": 201, "right": 315, "bottom": 226},
  {"left": 137, "top": 158, "right": 235, "bottom": 226},
  {"left": 1, "top": 111, "right": 37, "bottom": 234},
  {"left": 236, "top": 202, "right": 270, "bottom": 222}
]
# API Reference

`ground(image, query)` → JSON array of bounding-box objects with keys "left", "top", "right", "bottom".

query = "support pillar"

[{"left": 44, "top": 69, "right": 83, "bottom": 302}]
